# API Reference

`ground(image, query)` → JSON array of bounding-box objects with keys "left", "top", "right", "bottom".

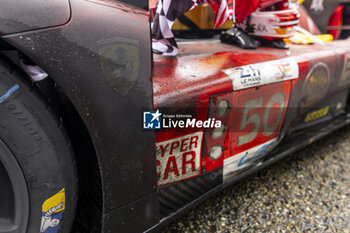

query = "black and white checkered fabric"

[
  {"left": 150, "top": 0, "right": 202, "bottom": 55},
  {"left": 150, "top": 0, "right": 234, "bottom": 56}
]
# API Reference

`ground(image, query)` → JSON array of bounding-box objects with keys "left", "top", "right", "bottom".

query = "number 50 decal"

[
  {"left": 262, "top": 93, "right": 285, "bottom": 136},
  {"left": 230, "top": 81, "right": 291, "bottom": 157},
  {"left": 237, "top": 92, "right": 285, "bottom": 146}
]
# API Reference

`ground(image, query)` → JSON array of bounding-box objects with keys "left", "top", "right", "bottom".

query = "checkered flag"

[{"left": 150, "top": 0, "right": 234, "bottom": 55}]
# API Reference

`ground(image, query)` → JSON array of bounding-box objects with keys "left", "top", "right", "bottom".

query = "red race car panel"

[
  {"left": 223, "top": 81, "right": 292, "bottom": 180},
  {"left": 202, "top": 80, "right": 292, "bottom": 179}
]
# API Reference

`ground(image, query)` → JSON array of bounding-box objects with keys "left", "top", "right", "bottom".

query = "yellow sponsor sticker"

[
  {"left": 40, "top": 188, "right": 65, "bottom": 233},
  {"left": 304, "top": 106, "right": 329, "bottom": 122}
]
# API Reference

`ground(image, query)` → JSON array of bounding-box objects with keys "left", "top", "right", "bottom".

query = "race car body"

[
  {"left": 153, "top": 39, "right": 350, "bottom": 224},
  {"left": 0, "top": 0, "right": 349, "bottom": 233}
]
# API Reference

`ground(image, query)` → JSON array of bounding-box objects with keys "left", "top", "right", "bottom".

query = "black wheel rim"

[{"left": 0, "top": 139, "right": 29, "bottom": 233}]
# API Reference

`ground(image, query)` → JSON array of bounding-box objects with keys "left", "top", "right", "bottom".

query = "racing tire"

[{"left": 0, "top": 59, "right": 77, "bottom": 233}]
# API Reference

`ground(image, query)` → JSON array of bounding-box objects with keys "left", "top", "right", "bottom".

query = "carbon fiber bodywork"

[
  {"left": 0, "top": 0, "right": 71, "bottom": 36},
  {"left": 1, "top": 0, "right": 157, "bottom": 232},
  {"left": 159, "top": 169, "right": 222, "bottom": 218}
]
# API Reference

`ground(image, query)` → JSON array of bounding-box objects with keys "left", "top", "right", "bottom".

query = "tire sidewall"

[{"left": 0, "top": 68, "right": 77, "bottom": 233}]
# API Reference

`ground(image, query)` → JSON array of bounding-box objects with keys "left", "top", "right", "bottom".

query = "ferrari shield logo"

[{"left": 98, "top": 37, "right": 140, "bottom": 96}]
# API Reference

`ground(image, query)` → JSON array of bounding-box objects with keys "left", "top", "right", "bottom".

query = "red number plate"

[{"left": 223, "top": 81, "right": 291, "bottom": 178}]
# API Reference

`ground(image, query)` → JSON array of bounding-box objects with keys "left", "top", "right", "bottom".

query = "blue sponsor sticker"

[{"left": 238, "top": 141, "right": 274, "bottom": 167}]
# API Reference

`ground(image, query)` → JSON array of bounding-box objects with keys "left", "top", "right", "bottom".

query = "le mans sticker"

[
  {"left": 223, "top": 58, "right": 299, "bottom": 90},
  {"left": 40, "top": 189, "right": 65, "bottom": 233},
  {"left": 156, "top": 132, "right": 203, "bottom": 186}
]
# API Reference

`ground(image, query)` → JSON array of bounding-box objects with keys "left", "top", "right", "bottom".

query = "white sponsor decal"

[
  {"left": 223, "top": 58, "right": 299, "bottom": 90},
  {"left": 223, "top": 138, "right": 276, "bottom": 181},
  {"left": 310, "top": 0, "right": 324, "bottom": 12},
  {"left": 156, "top": 132, "right": 203, "bottom": 186},
  {"left": 339, "top": 53, "right": 350, "bottom": 86}
]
